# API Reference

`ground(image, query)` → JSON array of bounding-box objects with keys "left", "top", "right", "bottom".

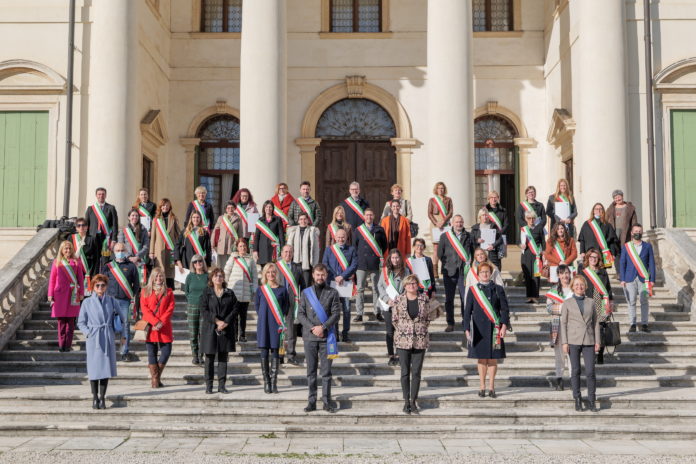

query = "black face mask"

[{"left": 633, "top": 233, "right": 642, "bottom": 240}]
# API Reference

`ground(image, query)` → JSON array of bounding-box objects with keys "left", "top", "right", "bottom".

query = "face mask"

[
  {"left": 632, "top": 233, "right": 642, "bottom": 240},
  {"left": 594, "top": 215, "right": 601, "bottom": 220},
  {"left": 115, "top": 252, "right": 126, "bottom": 260}
]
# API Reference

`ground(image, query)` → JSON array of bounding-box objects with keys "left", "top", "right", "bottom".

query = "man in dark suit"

[
  {"left": 353, "top": 208, "right": 387, "bottom": 322},
  {"left": 342, "top": 181, "right": 370, "bottom": 229},
  {"left": 437, "top": 214, "right": 474, "bottom": 332},
  {"left": 84, "top": 187, "right": 119, "bottom": 251},
  {"left": 297, "top": 264, "right": 341, "bottom": 413},
  {"left": 277, "top": 245, "right": 307, "bottom": 366}
]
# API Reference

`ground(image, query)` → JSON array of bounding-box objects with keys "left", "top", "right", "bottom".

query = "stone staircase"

[{"left": 1, "top": 277, "right": 695, "bottom": 439}]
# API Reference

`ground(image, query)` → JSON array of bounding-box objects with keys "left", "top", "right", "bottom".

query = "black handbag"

[
  {"left": 410, "top": 221, "right": 419, "bottom": 237},
  {"left": 601, "top": 314, "right": 621, "bottom": 348}
]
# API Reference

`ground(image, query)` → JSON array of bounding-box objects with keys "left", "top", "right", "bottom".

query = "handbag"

[
  {"left": 601, "top": 313, "right": 622, "bottom": 349},
  {"left": 410, "top": 221, "right": 419, "bottom": 237},
  {"left": 425, "top": 297, "right": 443, "bottom": 320},
  {"left": 132, "top": 293, "right": 163, "bottom": 342}
]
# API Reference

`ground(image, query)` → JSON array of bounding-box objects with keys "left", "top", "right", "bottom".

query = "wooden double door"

[{"left": 315, "top": 140, "right": 396, "bottom": 228}]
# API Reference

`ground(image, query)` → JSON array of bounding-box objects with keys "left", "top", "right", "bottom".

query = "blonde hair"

[
  {"left": 402, "top": 274, "right": 420, "bottom": 288},
  {"left": 57, "top": 240, "right": 75, "bottom": 261},
  {"left": 554, "top": 178, "right": 574, "bottom": 203},
  {"left": 524, "top": 185, "right": 536, "bottom": 195},
  {"left": 477, "top": 208, "right": 489, "bottom": 222},
  {"left": 331, "top": 205, "right": 347, "bottom": 226},
  {"left": 390, "top": 184, "right": 403, "bottom": 193},
  {"left": 184, "top": 211, "right": 207, "bottom": 237},
  {"left": 432, "top": 182, "right": 448, "bottom": 196},
  {"left": 143, "top": 267, "right": 166, "bottom": 297},
  {"left": 571, "top": 275, "right": 587, "bottom": 290},
  {"left": 260, "top": 263, "right": 279, "bottom": 285},
  {"left": 487, "top": 190, "right": 500, "bottom": 200},
  {"left": 194, "top": 185, "right": 207, "bottom": 196},
  {"left": 189, "top": 254, "right": 208, "bottom": 273}
]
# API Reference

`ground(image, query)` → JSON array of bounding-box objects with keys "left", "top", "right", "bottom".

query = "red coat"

[
  {"left": 271, "top": 194, "right": 295, "bottom": 215},
  {"left": 380, "top": 215, "right": 412, "bottom": 258},
  {"left": 140, "top": 288, "right": 175, "bottom": 343}
]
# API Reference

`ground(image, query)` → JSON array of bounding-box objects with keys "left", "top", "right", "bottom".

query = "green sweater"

[{"left": 184, "top": 272, "right": 208, "bottom": 306}]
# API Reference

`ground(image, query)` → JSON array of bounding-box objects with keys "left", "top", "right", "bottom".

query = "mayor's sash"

[
  {"left": 304, "top": 287, "right": 339, "bottom": 359},
  {"left": 192, "top": 200, "right": 210, "bottom": 229},
  {"left": 260, "top": 284, "right": 286, "bottom": 355},
  {"left": 625, "top": 242, "right": 653, "bottom": 296},
  {"left": 471, "top": 284, "right": 502, "bottom": 350},
  {"left": 589, "top": 219, "right": 614, "bottom": 268},
  {"left": 344, "top": 197, "right": 366, "bottom": 221},
  {"left": 277, "top": 260, "right": 300, "bottom": 318}
]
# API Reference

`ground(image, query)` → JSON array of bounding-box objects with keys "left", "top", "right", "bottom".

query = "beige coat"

[
  {"left": 286, "top": 225, "right": 320, "bottom": 271},
  {"left": 213, "top": 214, "right": 244, "bottom": 255},
  {"left": 560, "top": 296, "right": 601, "bottom": 346},
  {"left": 223, "top": 252, "right": 258, "bottom": 302},
  {"left": 149, "top": 216, "right": 181, "bottom": 278}
]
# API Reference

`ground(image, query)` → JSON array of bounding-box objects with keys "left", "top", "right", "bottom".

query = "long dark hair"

[
  {"left": 385, "top": 249, "right": 406, "bottom": 277},
  {"left": 555, "top": 264, "right": 572, "bottom": 293}
]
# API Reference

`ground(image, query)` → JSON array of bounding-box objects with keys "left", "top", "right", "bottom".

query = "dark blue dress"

[
  {"left": 463, "top": 282, "right": 510, "bottom": 359},
  {"left": 254, "top": 285, "right": 290, "bottom": 349}
]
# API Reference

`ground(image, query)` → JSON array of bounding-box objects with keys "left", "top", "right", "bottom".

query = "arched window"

[
  {"left": 330, "top": 0, "right": 382, "bottom": 32},
  {"left": 473, "top": 0, "right": 513, "bottom": 32},
  {"left": 316, "top": 98, "right": 395, "bottom": 139},
  {"left": 197, "top": 115, "right": 240, "bottom": 217},
  {"left": 201, "top": 0, "right": 242, "bottom": 33}
]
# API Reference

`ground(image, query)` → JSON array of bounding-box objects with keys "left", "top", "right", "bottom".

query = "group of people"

[{"left": 46, "top": 177, "right": 657, "bottom": 414}]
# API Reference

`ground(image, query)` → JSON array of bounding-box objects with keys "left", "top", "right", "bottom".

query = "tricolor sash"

[
  {"left": 260, "top": 284, "right": 287, "bottom": 354},
  {"left": 91, "top": 203, "right": 111, "bottom": 235},
  {"left": 382, "top": 266, "right": 399, "bottom": 295},
  {"left": 277, "top": 260, "right": 300, "bottom": 318},
  {"left": 221, "top": 215, "right": 239, "bottom": 241},
  {"left": 58, "top": 259, "right": 79, "bottom": 305},
  {"left": 192, "top": 200, "right": 210, "bottom": 229},
  {"left": 234, "top": 256, "right": 252, "bottom": 282},
  {"left": 471, "top": 285, "right": 502, "bottom": 350},
  {"left": 155, "top": 218, "right": 175, "bottom": 250},
  {"left": 522, "top": 225, "right": 542, "bottom": 277},
  {"left": 296, "top": 197, "right": 314, "bottom": 224},
  {"left": 583, "top": 267, "right": 609, "bottom": 309},
  {"left": 520, "top": 201, "right": 534, "bottom": 213},
  {"left": 432, "top": 196, "right": 448, "bottom": 217},
  {"left": 256, "top": 220, "right": 280, "bottom": 260},
  {"left": 357, "top": 224, "right": 382, "bottom": 257},
  {"left": 545, "top": 288, "right": 571, "bottom": 304},
  {"left": 406, "top": 257, "right": 428, "bottom": 290},
  {"left": 273, "top": 206, "right": 289, "bottom": 227},
  {"left": 187, "top": 230, "right": 206, "bottom": 257},
  {"left": 124, "top": 226, "right": 141, "bottom": 254},
  {"left": 235, "top": 205, "right": 249, "bottom": 227},
  {"left": 330, "top": 244, "right": 349, "bottom": 272},
  {"left": 304, "top": 286, "right": 339, "bottom": 359},
  {"left": 107, "top": 261, "right": 134, "bottom": 300},
  {"left": 137, "top": 264, "right": 148, "bottom": 286},
  {"left": 444, "top": 230, "right": 471, "bottom": 273},
  {"left": 625, "top": 242, "right": 653, "bottom": 296},
  {"left": 589, "top": 219, "right": 614, "bottom": 268},
  {"left": 470, "top": 265, "right": 479, "bottom": 282},
  {"left": 488, "top": 211, "right": 503, "bottom": 231},
  {"left": 344, "top": 197, "right": 366, "bottom": 222},
  {"left": 328, "top": 224, "right": 339, "bottom": 243},
  {"left": 556, "top": 194, "right": 570, "bottom": 203},
  {"left": 138, "top": 205, "right": 152, "bottom": 219},
  {"left": 553, "top": 242, "right": 566, "bottom": 264},
  {"left": 71, "top": 234, "right": 90, "bottom": 274}
]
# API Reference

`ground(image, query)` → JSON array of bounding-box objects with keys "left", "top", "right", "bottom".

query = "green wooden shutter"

[
  {"left": 0, "top": 111, "right": 48, "bottom": 227},
  {"left": 671, "top": 110, "right": 696, "bottom": 227}
]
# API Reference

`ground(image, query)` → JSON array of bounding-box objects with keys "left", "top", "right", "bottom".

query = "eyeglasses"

[
  {"left": 589, "top": 255, "right": 599, "bottom": 260},
  {"left": 213, "top": 274, "right": 224, "bottom": 278},
  {"left": 94, "top": 283, "right": 106, "bottom": 288}
]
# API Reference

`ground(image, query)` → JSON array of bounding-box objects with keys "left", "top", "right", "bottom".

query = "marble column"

[
  {"left": 427, "top": 0, "right": 475, "bottom": 224},
  {"left": 239, "top": 0, "right": 286, "bottom": 199},
  {"left": 86, "top": 1, "right": 138, "bottom": 215},
  {"left": 577, "top": 0, "right": 628, "bottom": 211}
]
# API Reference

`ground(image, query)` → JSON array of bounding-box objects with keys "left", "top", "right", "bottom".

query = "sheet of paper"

[
  {"left": 331, "top": 280, "right": 354, "bottom": 298},
  {"left": 386, "top": 284, "right": 400, "bottom": 301},
  {"left": 409, "top": 257, "right": 431, "bottom": 284},
  {"left": 520, "top": 230, "right": 527, "bottom": 247},
  {"left": 378, "top": 298, "right": 391, "bottom": 312},
  {"left": 480, "top": 228, "right": 497, "bottom": 249},
  {"left": 139, "top": 216, "right": 151, "bottom": 231},
  {"left": 174, "top": 267, "right": 190, "bottom": 284},
  {"left": 432, "top": 226, "right": 451, "bottom": 242},
  {"left": 549, "top": 266, "right": 559, "bottom": 283},
  {"left": 246, "top": 212, "right": 260, "bottom": 233},
  {"left": 555, "top": 201, "right": 571, "bottom": 220}
]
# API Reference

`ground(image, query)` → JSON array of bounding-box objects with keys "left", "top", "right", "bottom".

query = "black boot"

[
  {"left": 402, "top": 400, "right": 411, "bottom": 415},
  {"left": 218, "top": 378, "right": 229, "bottom": 394},
  {"left": 98, "top": 379, "right": 108, "bottom": 409},
  {"left": 596, "top": 348, "right": 604, "bottom": 365},
  {"left": 192, "top": 350, "right": 200, "bottom": 365},
  {"left": 550, "top": 377, "right": 558, "bottom": 390},
  {"left": 205, "top": 381, "right": 214, "bottom": 394},
  {"left": 556, "top": 377, "right": 564, "bottom": 391},
  {"left": 261, "top": 357, "right": 271, "bottom": 394},
  {"left": 588, "top": 401, "right": 600, "bottom": 412},
  {"left": 204, "top": 355, "right": 215, "bottom": 394},
  {"left": 90, "top": 380, "right": 99, "bottom": 409},
  {"left": 575, "top": 396, "right": 584, "bottom": 412},
  {"left": 270, "top": 357, "right": 280, "bottom": 394},
  {"left": 217, "top": 360, "right": 229, "bottom": 394}
]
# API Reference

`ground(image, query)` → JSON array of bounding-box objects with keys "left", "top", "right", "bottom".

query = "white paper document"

[
  {"left": 246, "top": 212, "right": 260, "bottom": 233},
  {"left": 386, "top": 284, "right": 400, "bottom": 301},
  {"left": 331, "top": 280, "right": 354, "bottom": 298},
  {"left": 409, "top": 257, "right": 431, "bottom": 283},
  {"left": 139, "top": 216, "right": 151, "bottom": 231},
  {"left": 549, "top": 266, "right": 559, "bottom": 283},
  {"left": 480, "top": 228, "right": 497, "bottom": 249},
  {"left": 174, "top": 267, "right": 190, "bottom": 284},
  {"left": 555, "top": 202, "right": 571, "bottom": 220},
  {"left": 432, "top": 226, "right": 451, "bottom": 243},
  {"left": 520, "top": 230, "right": 527, "bottom": 247}
]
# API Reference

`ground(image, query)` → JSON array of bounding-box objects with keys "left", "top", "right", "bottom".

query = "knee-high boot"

[
  {"left": 148, "top": 364, "right": 159, "bottom": 388},
  {"left": 90, "top": 380, "right": 99, "bottom": 409},
  {"left": 217, "top": 358, "right": 229, "bottom": 394},
  {"left": 261, "top": 356, "right": 271, "bottom": 394},
  {"left": 270, "top": 357, "right": 279, "bottom": 394},
  {"left": 98, "top": 378, "right": 108, "bottom": 410},
  {"left": 204, "top": 355, "right": 214, "bottom": 394},
  {"left": 157, "top": 363, "right": 166, "bottom": 387}
]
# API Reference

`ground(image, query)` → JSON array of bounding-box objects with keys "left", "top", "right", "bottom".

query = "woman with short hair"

[
  {"left": 184, "top": 254, "right": 209, "bottom": 365},
  {"left": 516, "top": 185, "right": 546, "bottom": 229},
  {"left": 184, "top": 185, "right": 215, "bottom": 231},
  {"left": 427, "top": 182, "right": 453, "bottom": 279},
  {"left": 48, "top": 240, "right": 85, "bottom": 352},
  {"left": 378, "top": 249, "right": 411, "bottom": 367},
  {"left": 545, "top": 264, "right": 573, "bottom": 391},
  {"left": 224, "top": 238, "right": 258, "bottom": 342},
  {"left": 381, "top": 184, "right": 412, "bottom": 221},
  {"left": 470, "top": 208, "right": 503, "bottom": 270}
]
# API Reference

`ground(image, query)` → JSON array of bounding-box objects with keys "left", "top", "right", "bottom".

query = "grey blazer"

[{"left": 560, "top": 296, "right": 601, "bottom": 346}]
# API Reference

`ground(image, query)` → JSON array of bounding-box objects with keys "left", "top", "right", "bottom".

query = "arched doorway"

[
  {"left": 474, "top": 115, "right": 518, "bottom": 237},
  {"left": 315, "top": 98, "right": 397, "bottom": 222},
  {"left": 196, "top": 114, "right": 240, "bottom": 217}
]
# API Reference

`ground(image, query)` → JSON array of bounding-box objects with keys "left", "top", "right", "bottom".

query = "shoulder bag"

[{"left": 132, "top": 292, "right": 163, "bottom": 342}]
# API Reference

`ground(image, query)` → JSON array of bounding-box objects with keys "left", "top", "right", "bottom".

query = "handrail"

[{"left": 0, "top": 228, "right": 61, "bottom": 351}]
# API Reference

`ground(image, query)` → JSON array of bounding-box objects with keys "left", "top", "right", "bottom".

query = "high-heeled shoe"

[
  {"left": 488, "top": 390, "right": 497, "bottom": 398},
  {"left": 478, "top": 390, "right": 486, "bottom": 398}
]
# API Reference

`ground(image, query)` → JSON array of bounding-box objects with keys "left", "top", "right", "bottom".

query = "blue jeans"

[
  {"left": 340, "top": 297, "right": 351, "bottom": 336},
  {"left": 114, "top": 298, "right": 131, "bottom": 355}
]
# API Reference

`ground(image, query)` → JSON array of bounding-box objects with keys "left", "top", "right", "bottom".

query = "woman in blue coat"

[
  {"left": 254, "top": 263, "right": 290, "bottom": 394},
  {"left": 77, "top": 274, "right": 118, "bottom": 409}
]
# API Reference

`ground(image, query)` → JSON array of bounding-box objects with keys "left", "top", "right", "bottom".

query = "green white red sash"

[
  {"left": 221, "top": 215, "right": 239, "bottom": 240},
  {"left": 625, "top": 242, "right": 653, "bottom": 296},
  {"left": 137, "top": 264, "right": 148, "bottom": 286},
  {"left": 545, "top": 288, "right": 571, "bottom": 304},
  {"left": 344, "top": 197, "right": 365, "bottom": 221},
  {"left": 444, "top": 230, "right": 471, "bottom": 273},
  {"left": 553, "top": 242, "right": 566, "bottom": 263},
  {"left": 522, "top": 225, "right": 542, "bottom": 277},
  {"left": 107, "top": 261, "right": 134, "bottom": 300},
  {"left": 520, "top": 201, "right": 535, "bottom": 213},
  {"left": 91, "top": 203, "right": 110, "bottom": 235},
  {"left": 583, "top": 267, "right": 609, "bottom": 309},
  {"left": 71, "top": 234, "right": 90, "bottom": 275},
  {"left": 124, "top": 226, "right": 141, "bottom": 254},
  {"left": 187, "top": 230, "right": 206, "bottom": 257},
  {"left": 328, "top": 224, "right": 339, "bottom": 242},
  {"left": 273, "top": 206, "right": 289, "bottom": 226},
  {"left": 382, "top": 266, "right": 399, "bottom": 295},
  {"left": 296, "top": 197, "right": 314, "bottom": 224},
  {"left": 256, "top": 220, "right": 280, "bottom": 258},
  {"left": 155, "top": 218, "right": 175, "bottom": 250},
  {"left": 589, "top": 219, "right": 614, "bottom": 267},
  {"left": 58, "top": 259, "right": 79, "bottom": 305},
  {"left": 330, "top": 244, "right": 349, "bottom": 272},
  {"left": 357, "top": 224, "right": 382, "bottom": 257},
  {"left": 488, "top": 211, "right": 503, "bottom": 231},
  {"left": 260, "top": 284, "right": 286, "bottom": 351},
  {"left": 432, "top": 196, "right": 448, "bottom": 217},
  {"left": 556, "top": 194, "right": 570, "bottom": 203},
  {"left": 471, "top": 285, "right": 502, "bottom": 349},
  {"left": 233, "top": 256, "right": 252, "bottom": 282},
  {"left": 235, "top": 205, "right": 249, "bottom": 227},
  {"left": 277, "top": 260, "right": 300, "bottom": 318},
  {"left": 192, "top": 200, "right": 209, "bottom": 229},
  {"left": 138, "top": 205, "right": 152, "bottom": 219}
]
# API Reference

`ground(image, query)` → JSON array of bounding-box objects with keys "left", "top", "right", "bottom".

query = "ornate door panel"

[
  {"left": 357, "top": 141, "right": 396, "bottom": 217},
  {"left": 316, "top": 141, "right": 357, "bottom": 226}
]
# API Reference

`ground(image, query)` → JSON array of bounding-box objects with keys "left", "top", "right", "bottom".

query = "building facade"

[{"left": 1, "top": 0, "right": 695, "bottom": 231}]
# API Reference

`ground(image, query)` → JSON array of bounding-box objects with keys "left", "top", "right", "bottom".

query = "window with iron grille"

[
  {"left": 330, "top": 0, "right": 382, "bottom": 32},
  {"left": 473, "top": 0, "right": 513, "bottom": 32},
  {"left": 201, "top": 0, "right": 242, "bottom": 33}
]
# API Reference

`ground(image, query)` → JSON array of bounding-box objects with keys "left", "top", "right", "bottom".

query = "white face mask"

[{"left": 594, "top": 215, "right": 601, "bottom": 220}]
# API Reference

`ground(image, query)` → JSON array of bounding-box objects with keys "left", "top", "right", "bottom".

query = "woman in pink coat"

[{"left": 48, "top": 240, "right": 85, "bottom": 352}]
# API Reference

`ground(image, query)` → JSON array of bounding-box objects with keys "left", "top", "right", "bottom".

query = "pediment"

[
  {"left": 0, "top": 60, "right": 66, "bottom": 94},
  {"left": 141, "top": 109, "right": 168, "bottom": 148},
  {"left": 547, "top": 108, "right": 575, "bottom": 147},
  {"left": 655, "top": 57, "right": 696, "bottom": 92}
]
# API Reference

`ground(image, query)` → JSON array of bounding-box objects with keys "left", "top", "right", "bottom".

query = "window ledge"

[
  {"left": 473, "top": 31, "right": 524, "bottom": 38},
  {"left": 178, "top": 32, "right": 241, "bottom": 39},
  {"left": 319, "top": 32, "right": 393, "bottom": 39}
]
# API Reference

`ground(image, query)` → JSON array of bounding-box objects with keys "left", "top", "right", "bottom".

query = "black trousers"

[
  {"left": 384, "top": 310, "right": 395, "bottom": 356},
  {"left": 569, "top": 344, "right": 596, "bottom": 402},
  {"left": 397, "top": 348, "right": 425, "bottom": 401},
  {"left": 305, "top": 339, "right": 332, "bottom": 405},
  {"left": 442, "top": 268, "right": 465, "bottom": 326},
  {"left": 204, "top": 352, "right": 229, "bottom": 382},
  {"left": 236, "top": 302, "right": 249, "bottom": 338},
  {"left": 521, "top": 252, "right": 540, "bottom": 298}
]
